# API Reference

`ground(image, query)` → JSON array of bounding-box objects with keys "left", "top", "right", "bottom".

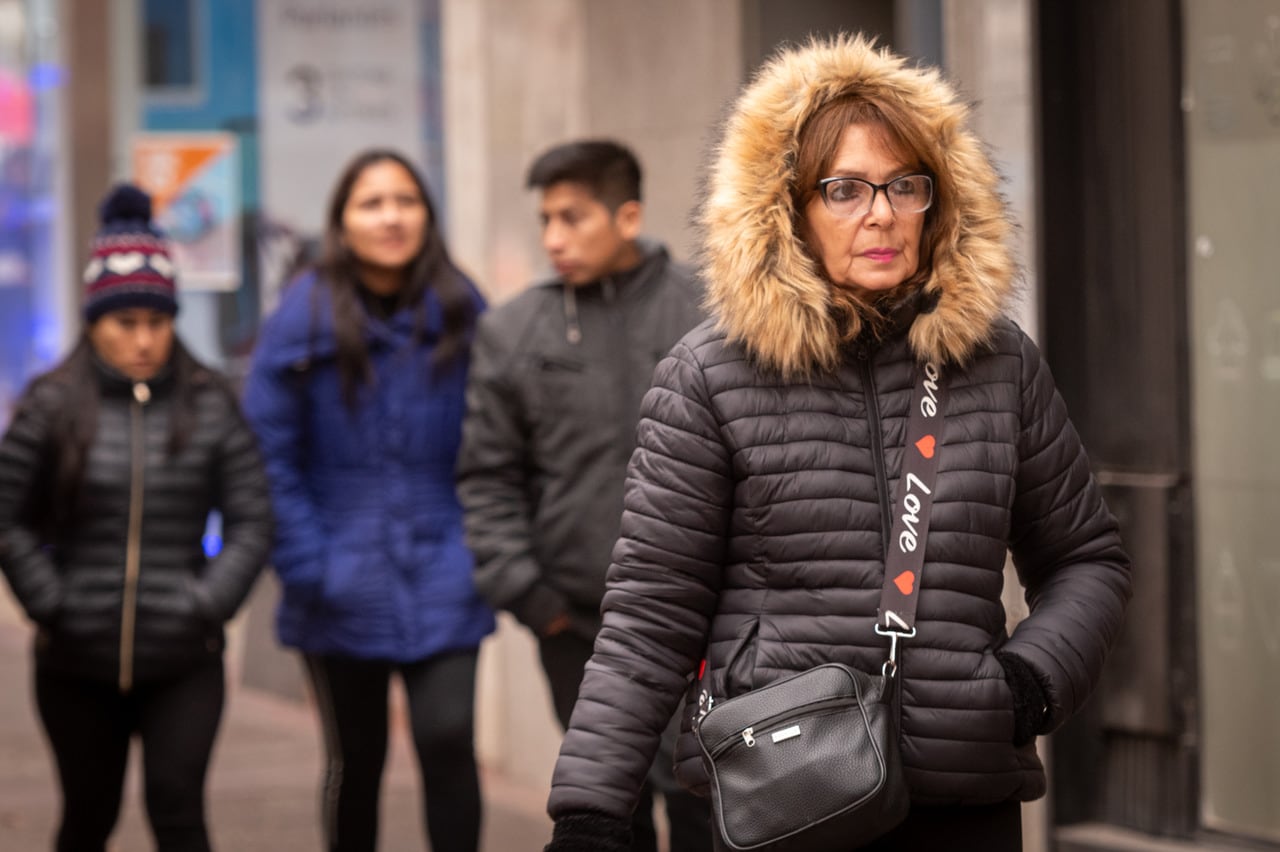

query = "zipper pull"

[
  {"left": 697, "top": 689, "right": 716, "bottom": 722},
  {"left": 742, "top": 727, "right": 756, "bottom": 748},
  {"left": 132, "top": 382, "right": 151, "bottom": 404}
]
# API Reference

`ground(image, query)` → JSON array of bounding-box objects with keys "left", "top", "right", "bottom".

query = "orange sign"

[
  {"left": 130, "top": 132, "right": 240, "bottom": 291},
  {"left": 132, "top": 137, "right": 232, "bottom": 212}
]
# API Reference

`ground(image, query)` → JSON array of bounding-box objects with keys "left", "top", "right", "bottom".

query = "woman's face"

[
  {"left": 802, "top": 123, "right": 927, "bottom": 293},
  {"left": 89, "top": 308, "right": 175, "bottom": 381},
  {"left": 341, "top": 160, "right": 428, "bottom": 290}
]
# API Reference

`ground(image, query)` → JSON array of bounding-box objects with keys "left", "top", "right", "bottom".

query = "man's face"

[{"left": 538, "top": 182, "right": 641, "bottom": 286}]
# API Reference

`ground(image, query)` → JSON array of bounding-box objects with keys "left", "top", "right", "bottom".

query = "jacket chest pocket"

[{"left": 526, "top": 355, "right": 614, "bottom": 423}]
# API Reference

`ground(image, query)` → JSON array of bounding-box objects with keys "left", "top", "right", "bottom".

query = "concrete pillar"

[
  {"left": 896, "top": 0, "right": 944, "bottom": 68},
  {"left": 580, "top": 0, "right": 742, "bottom": 261},
  {"left": 62, "top": 0, "right": 113, "bottom": 295},
  {"left": 943, "top": 0, "right": 1039, "bottom": 341},
  {"left": 442, "top": 0, "right": 742, "bottom": 792},
  {"left": 108, "top": 0, "right": 140, "bottom": 181},
  {"left": 443, "top": 0, "right": 587, "bottom": 306},
  {"left": 443, "top": 0, "right": 590, "bottom": 786},
  {"left": 444, "top": 0, "right": 741, "bottom": 304},
  {"left": 941, "top": 4, "right": 1047, "bottom": 851}
]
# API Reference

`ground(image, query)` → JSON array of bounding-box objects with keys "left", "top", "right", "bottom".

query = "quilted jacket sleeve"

[
  {"left": 1003, "top": 332, "right": 1132, "bottom": 732},
  {"left": 193, "top": 390, "right": 275, "bottom": 623},
  {"left": 241, "top": 328, "right": 327, "bottom": 597},
  {"left": 0, "top": 382, "right": 63, "bottom": 625},
  {"left": 547, "top": 341, "right": 732, "bottom": 820}
]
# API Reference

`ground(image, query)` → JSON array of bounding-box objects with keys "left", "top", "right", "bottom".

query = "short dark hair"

[{"left": 526, "top": 140, "right": 642, "bottom": 210}]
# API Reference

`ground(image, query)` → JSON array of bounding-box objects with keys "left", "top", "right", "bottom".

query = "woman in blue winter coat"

[{"left": 242, "top": 149, "right": 494, "bottom": 852}]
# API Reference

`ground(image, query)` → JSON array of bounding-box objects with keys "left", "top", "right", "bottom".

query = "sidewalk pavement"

[{"left": 0, "top": 621, "right": 553, "bottom": 851}]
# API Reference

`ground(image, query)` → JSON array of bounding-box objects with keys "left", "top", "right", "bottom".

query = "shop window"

[
  {"left": 144, "top": 0, "right": 199, "bottom": 92},
  {"left": 1188, "top": 0, "right": 1280, "bottom": 843}
]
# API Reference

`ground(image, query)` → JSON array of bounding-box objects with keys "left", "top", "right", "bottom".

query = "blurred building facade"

[{"left": 0, "top": 0, "right": 1277, "bottom": 850}]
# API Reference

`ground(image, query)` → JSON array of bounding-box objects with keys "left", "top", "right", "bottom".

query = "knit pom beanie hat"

[{"left": 82, "top": 184, "right": 178, "bottom": 323}]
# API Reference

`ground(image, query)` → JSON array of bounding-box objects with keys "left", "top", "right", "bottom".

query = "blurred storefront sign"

[
  {"left": 255, "top": 0, "right": 424, "bottom": 239},
  {"left": 132, "top": 132, "right": 242, "bottom": 291},
  {"left": 0, "top": 0, "right": 65, "bottom": 422}
]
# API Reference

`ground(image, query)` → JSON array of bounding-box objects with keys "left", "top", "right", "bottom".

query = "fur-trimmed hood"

[{"left": 699, "top": 35, "right": 1017, "bottom": 378}]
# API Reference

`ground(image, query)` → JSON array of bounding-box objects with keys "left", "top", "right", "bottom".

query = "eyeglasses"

[{"left": 815, "top": 174, "right": 934, "bottom": 218}]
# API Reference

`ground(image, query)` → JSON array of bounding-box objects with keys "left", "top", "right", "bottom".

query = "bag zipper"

[{"left": 706, "top": 696, "right": 864, "bottom": 758}]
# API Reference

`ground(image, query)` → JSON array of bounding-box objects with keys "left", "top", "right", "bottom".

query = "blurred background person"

[
  {"left": 0, "top": 184, "right": 273, "bottom": 852},
  {"left": 241, "top": 149, "right": 493, "bottom": 852},
  {"left": 456, "top": 139, "right": 710, "bottom": 852}
]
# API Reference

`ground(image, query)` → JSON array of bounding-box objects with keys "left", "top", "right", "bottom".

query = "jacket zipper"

[
  {"left": 603, "top": 277, "right": 634, "bottom": 462},
  {"left": 119, "top": 382, "right": 149, "bottom": 692},
  {"left": 706, "top": 697, "right": 863, "bottom": 758},
  {"left": 859, "top": 351, "right": 892, "bottom": 553}
]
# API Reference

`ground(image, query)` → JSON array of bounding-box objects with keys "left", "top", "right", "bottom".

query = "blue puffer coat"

[{"left": 242, "top": 272, "right": 494, "bottom": 660}]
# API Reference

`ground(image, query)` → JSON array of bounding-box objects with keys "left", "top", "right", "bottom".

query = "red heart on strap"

[
  {"left": 915, "top": 434, "right": 936, "bottom": 459},
  {"left": 894, "top": 571, "right": 916, "bottom": 595}
]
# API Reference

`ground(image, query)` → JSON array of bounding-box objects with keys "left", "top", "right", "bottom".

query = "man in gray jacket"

[{"left": 456, "top": 140, "right": 707, "bottom": 851}]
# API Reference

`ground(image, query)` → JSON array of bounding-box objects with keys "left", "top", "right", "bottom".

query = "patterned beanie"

[{"left": 82, "top": 184, "right": 178, "bottom": 323}]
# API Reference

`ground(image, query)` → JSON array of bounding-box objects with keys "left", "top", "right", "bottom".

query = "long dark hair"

[
  {"left": 29, "top": 333, "right": 214, "bottom": 529},
  {"left": 316, "top": 149, "right": 476, "bottom": 407}
]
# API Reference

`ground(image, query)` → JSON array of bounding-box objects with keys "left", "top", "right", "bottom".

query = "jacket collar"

[
  {"left": 259, "top": 272, "right": 458, "bottom": 369},
  {"left": 551, "top": 240, "right": 672, "bottom": 345},
  {"left": 90, "top": 350, "right": 175, "bottom": 400},
  {"left": 540, "top": 238, "right": 671, "bottom": 296}
]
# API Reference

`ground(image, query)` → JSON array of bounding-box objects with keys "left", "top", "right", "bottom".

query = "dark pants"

[
  {"left": 303, "top": 649, "right": 482, "bottom": 852},
  {"left": 34, "top": 656, "right": 225, "bottom": 852},
  {"left": 708, "top": 801, "right": 1023, "bottom": 852},
  {"left": 539, "top": 632, "right": 713, "bottom": 852}
]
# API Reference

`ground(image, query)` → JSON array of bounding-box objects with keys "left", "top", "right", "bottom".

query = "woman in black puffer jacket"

[
  {"left": 0, "top": 185, "right": 273, "bottom": 852},
  {"left": 544, "top": 36, "right": 1131, "bottom": 852}
]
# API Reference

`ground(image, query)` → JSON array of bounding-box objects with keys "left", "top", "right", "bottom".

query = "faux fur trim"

[{"left": 698, "top": 34, "right": 1017, "bottom": 378}]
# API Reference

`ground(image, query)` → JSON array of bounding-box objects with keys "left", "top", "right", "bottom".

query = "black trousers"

[
  {"left": 303, "top": 649, "right": 481, "bottom": 852},
  {"left": 539, "top": 632, "right": 713, "bottom": 852},
  {"left": 34, "top": 656, "right": 225, "bottom": 852},
  {"left": 708, "top": 801, "right": 1023, "bottom": 852}
]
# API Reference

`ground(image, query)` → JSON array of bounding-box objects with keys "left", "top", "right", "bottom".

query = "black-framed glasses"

[{"left": 815, "top": 174, "right": 934, "bottom": 218}]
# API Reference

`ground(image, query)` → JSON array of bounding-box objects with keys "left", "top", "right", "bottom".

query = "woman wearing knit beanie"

[{"left": 0, "top": 184, "right": 274, "bottom": 851}]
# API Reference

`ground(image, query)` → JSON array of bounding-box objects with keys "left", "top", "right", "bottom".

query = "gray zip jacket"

[{"left": 457, "top": 241, "right": 704, "bottom": 637}]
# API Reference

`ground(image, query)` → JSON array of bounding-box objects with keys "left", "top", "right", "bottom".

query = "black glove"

[
  {"left": 545, "top": 810, "right": 632, "bottom": 852},
  {"left": 996, "top": 651, "right": 1048, "bottom": 747}
]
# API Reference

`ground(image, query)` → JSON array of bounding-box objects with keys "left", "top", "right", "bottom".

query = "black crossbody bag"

[{"left": 693, "top": 361, "right": 948, "bottom": 851}]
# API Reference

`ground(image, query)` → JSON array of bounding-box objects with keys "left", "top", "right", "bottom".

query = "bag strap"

[{"left": 876, "top": 361, "right": 948, "bottom": 678}]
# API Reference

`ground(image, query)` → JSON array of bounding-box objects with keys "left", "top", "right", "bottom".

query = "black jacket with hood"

[
  {"left": 544, "top": 36, "right": 1131, "bottom": 848},
  {"left": 457, "top": 241, "right": 704, "bottom": 638},
  {"left": 0, "top": 346, "right": 273, "bottom": 689}
]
